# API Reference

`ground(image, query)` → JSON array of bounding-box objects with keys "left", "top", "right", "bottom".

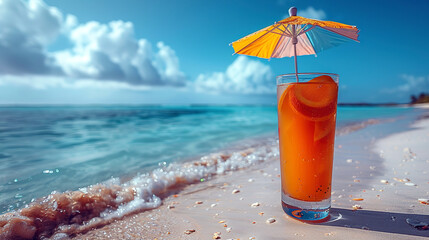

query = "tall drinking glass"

[{"left": 277, "top": 73, "right": 339, "bottom": 221}]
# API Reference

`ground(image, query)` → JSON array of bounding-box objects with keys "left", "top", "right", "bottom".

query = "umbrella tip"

[{"left": 289, "top": 7, "right": 297, "bottom": 17}]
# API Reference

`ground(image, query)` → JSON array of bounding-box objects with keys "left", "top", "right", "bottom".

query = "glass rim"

[
  {"left": 276, "top": 72, "right": 339, "bottom": 78},
  {"left": 276, "top": 72, "right": 339, "bottom": 85}
]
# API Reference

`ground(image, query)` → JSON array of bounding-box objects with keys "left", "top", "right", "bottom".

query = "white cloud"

[
  {"left": 0, "top": 0, "right": 186, "bottom": 88},
  {"left": 54, "top": 20, "right": 185, "bottom": 86},
  {"left": 283, "top": 6, "right": 326, "bottom": 20},
  {"left": 299, "top": 7, "right": 326, "bottom": 20},
  {"left": 276, "top": 0, "right": 288, "bottom": 6},
  {"left": 383, "top": 74, "right": 429, "bottom": 93},
  {"left": 0, "top": 0, "right": 63, "bottom": 75},
  {"left": 194, "top": 56, "right": 275, "bottom": 94}
]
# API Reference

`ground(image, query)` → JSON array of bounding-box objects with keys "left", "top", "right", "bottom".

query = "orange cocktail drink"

[{"left": 277, "top": 73, "right": 338, "bottom": 221}]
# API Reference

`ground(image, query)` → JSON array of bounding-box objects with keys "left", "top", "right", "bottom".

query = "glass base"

[{"left": 281, "top": 192, "right": 330, "bottom": 221}]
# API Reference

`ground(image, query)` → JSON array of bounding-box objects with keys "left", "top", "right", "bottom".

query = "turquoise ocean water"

[{"left": 0, "top": 105, "right": 415, "bottom": 213}]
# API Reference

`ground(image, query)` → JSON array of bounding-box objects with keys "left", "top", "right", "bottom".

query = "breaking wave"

[{"left": 0, "top": 141, "right": 279, "bottom": 239}]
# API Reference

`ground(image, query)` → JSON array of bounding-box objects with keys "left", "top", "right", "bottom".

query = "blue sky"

[{"left": 0, "top": 0, "right": 428, "bottom": 104}]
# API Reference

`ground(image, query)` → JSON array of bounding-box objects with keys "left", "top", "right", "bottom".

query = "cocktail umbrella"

[{"left": 231, "top": 7, "right": 359, "bottom": 81}]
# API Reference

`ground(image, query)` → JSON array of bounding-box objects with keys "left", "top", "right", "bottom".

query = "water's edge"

[{"left": 0, "top": 107, "right": 423, "bottom": 239}]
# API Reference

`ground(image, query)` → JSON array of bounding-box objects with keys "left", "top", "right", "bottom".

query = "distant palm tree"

[{"left": 410, "top": 92, "right": 429, "bottom": 104}]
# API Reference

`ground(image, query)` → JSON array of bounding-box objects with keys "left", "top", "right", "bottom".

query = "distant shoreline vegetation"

[
  {"left": 410, "top": 92, "right": 429, "bottom": 105},
  {"left": 339, "top": 92, "right": 429, "bottom": 107}
]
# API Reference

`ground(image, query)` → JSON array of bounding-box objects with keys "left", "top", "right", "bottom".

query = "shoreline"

[
  {"left": 72, "top": 109, "right": 429, "bottom": 239},
  {"left": 0, "top": 108, "right": 397, "bottom": 214},
  {"left": 0, "top": 106, "right": 428, "bottom": 239}
]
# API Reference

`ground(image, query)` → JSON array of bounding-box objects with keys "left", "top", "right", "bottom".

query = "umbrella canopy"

[{"left": 231, "top": 7, "right": 359, "bottom": 80}]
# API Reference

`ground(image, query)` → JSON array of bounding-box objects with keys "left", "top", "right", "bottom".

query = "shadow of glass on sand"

[{"left": 316, "top": 208, "right": 429, "bottom": 238}]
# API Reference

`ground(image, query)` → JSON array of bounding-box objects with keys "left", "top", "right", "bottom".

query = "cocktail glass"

[{"left": 277, "top": 73, "right": 339, "bottom": 221}]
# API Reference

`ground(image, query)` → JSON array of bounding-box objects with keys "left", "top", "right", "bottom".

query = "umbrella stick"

[
  {"left": 294, "top": 43, "right": 298, "bottom": 82},
  {"left": 289, "top": 6, "right": 299, "bottom": 82}
]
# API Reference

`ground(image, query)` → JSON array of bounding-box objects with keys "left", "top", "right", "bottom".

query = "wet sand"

[{"left": 72, "top": 110, "right": 429, "bottom": 240}]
